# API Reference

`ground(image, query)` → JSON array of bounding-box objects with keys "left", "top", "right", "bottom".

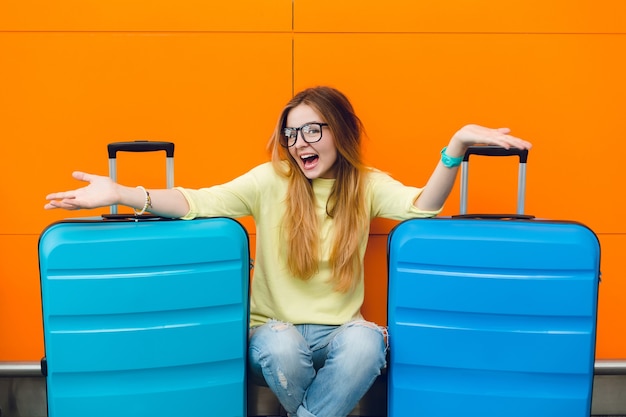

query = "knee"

[
  {"left": 249, "top": 321, "right": 308, "bottom": 364},
  {"left": 335, "top": 321, "right": 387, "bottom": 371}
]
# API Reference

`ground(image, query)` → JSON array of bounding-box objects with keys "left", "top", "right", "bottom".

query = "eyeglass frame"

[{"left": 280, "top": 122, "right": 329, "bottom": 148}]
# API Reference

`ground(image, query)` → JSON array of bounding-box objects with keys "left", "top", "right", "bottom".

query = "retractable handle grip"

[
  {"left": 462, "top": 145, "right": 528, "bottom": 163},
  {"left": 107, "top": 141, "right": 174, "bottom": 159},
  {"left": 460, "top": 145, "right": 528, "bottom": 215},
  {"left": 107, "top": 140, "right": 175, "bottom": 214}
]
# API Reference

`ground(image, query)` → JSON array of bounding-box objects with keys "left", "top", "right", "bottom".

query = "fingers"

[
  {"left": 45, "top": 188, "right": 78, "bottom": 201},
  {"left": 490, "top": 128, "right": 532, "bottom": 150},
  {"left": 44, "top": 196, "right": 80, "bottom": 210},
  {"left": 72, "top": 171, "right": 94, "bottom": 182},
  {"left": 464, "top": 125, "right": 532, "bottom": 150},
  {"left": 495, "top": 133, "right": 532, "bottom": 150},
  {"left": 44, "top": 171, "right": 93, "bottom": 210},
  {"left": 44, "top": 200, "right": 78, "bottom": 210}
]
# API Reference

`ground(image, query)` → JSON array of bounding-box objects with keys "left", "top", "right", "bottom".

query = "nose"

[{"left": 293, "top": 131, "right": 309, "bottom": 148}]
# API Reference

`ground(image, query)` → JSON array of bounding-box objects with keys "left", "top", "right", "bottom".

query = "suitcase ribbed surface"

[
  {"left": 39, "top": 218, "right": 250, "bottom": 417},
  {"left": 388, "top": 218, "right": 600, "bottom": 417}
]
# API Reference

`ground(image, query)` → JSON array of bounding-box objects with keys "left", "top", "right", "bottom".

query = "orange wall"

[{"left": 1, "top": 0, "right": 624, "bottom": 361}]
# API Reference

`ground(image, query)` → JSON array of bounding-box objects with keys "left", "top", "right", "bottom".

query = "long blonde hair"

[{"left": 268, "top": 86, "right": 368, "bottom": 292}]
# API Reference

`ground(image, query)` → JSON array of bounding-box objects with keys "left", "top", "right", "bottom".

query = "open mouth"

[{"left": 301, "top": 154, "right": 319, "bottom": 169}]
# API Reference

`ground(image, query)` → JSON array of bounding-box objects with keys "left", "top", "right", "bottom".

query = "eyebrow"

[{"left": 285, "top": 121, "right": 324, "bottom": 128}]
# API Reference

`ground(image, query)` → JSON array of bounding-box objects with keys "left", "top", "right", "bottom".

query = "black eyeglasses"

[{"left": 280, "top": 123, "right": 329, "bottom": 147}]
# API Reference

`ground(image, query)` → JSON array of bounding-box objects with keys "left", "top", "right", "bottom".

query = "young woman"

[{"left": 45, "top": 86, "right": 531, "bottom": 417}]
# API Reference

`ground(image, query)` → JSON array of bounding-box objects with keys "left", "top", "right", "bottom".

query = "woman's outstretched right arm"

[{"left": 44, "top": 171, "right": 190, "bottom": 218}]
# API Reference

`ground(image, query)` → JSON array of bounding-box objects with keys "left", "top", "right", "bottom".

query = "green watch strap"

[{"left": 440, "top": 146, "right": 463, "bottom": 168}]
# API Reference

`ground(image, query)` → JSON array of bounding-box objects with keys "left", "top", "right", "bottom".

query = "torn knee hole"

[
  {"left": 348, "top": 320, "right": 380, "bottom": 331},
  {"left": 269, "top": 320, "right": 292, "bottom": 331}
]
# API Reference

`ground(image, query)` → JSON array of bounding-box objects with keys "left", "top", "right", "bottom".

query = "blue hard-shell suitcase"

[
  {"left": 39, "top": 141, "right": 251, "bottom": 417},
  {"left": 387, "top": 146, "right": 601, "bottom": 417}
]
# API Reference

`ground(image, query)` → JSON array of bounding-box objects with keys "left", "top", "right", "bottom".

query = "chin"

[
  {"left": 297, "top": 165, "right": 319, "bottom": 179},
  {"left": 297, "top": 164, "right": 334, "bottom": 180}
]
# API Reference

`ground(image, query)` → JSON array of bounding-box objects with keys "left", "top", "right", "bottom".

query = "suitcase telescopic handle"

[
  {"left": 107, "top": 140, "right": 175, "bottom": 214},
  {"left": 462, "top": 145, "right": 528, "bottom": 163},
  {"left": 107, "top": 141, "right": 175, "bottom": 159},
  {"left": 459, "top": 145, "right": 529, "bottom": 216}
]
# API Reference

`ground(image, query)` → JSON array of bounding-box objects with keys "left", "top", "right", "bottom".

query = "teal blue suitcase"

[
  {"left": 39, "top": 141, "right": 250, "bottom": 417},
  {"left": 39, "top": 217, "right": 250, "bottom": 417},
  {"left": 387, "top": 147, "right": 601, "bottom": 417}
]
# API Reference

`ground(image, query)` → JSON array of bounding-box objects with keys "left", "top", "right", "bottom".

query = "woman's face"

[{"left": 286, "top": 103, "right": 338, "bottom": 180}]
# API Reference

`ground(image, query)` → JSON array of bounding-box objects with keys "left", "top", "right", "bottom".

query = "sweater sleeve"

[
  {"left": 367, "top": 168, "right": 442, "bottom": 220},
  {"left": 175, "top": 163, "right": 273, "bottom": 220}
]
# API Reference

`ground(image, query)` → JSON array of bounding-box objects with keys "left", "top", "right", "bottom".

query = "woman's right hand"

[{"left": 45, "top": 171, "right": 120, "bottom": 211}]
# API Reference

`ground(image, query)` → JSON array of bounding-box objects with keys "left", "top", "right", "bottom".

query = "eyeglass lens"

[{"left": 281, "top": 123, "right": 325, "bottom": 147}]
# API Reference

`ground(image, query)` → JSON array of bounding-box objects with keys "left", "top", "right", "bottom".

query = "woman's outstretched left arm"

[{"left": 414, "top": 124, "right": 532, "bottom": 212}]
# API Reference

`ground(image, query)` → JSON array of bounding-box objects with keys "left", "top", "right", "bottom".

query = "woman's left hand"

[{"left": 447, "top": 124, "right": 532, "bottom": 155}]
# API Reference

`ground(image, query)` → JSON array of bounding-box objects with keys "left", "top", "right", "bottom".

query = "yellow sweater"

[{"left": 176, "top": 162, "right": 440, "bottom": 327}]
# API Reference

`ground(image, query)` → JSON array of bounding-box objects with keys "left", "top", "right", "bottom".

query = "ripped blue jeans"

[{"left": 248, "top": 319, "right": 388, "bottom": 417}]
